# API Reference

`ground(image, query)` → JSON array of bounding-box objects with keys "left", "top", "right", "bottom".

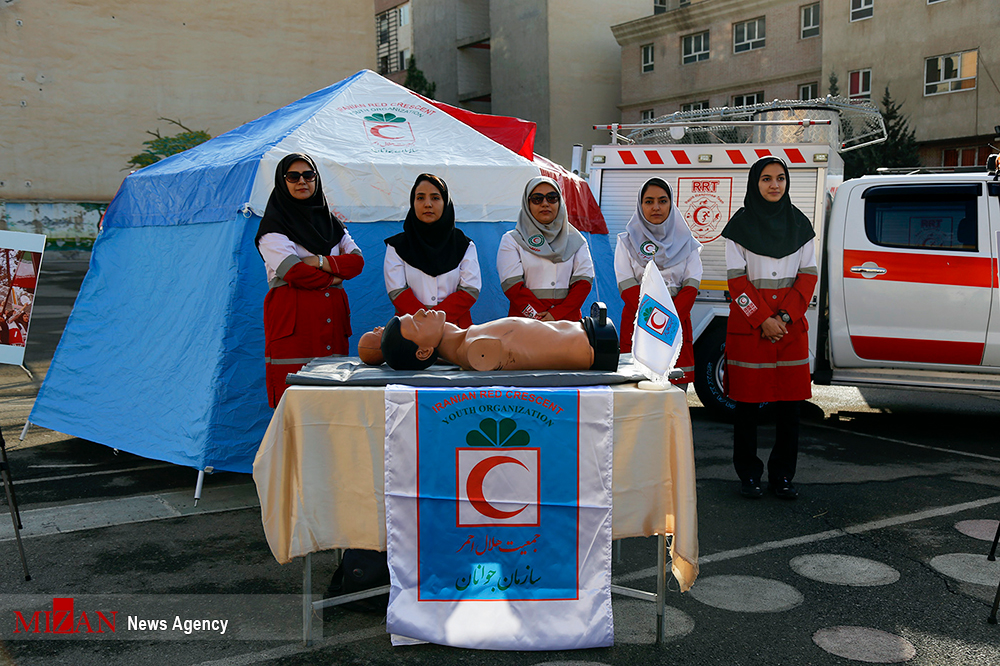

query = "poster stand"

[{"left": 1, "top": 426, "right": 31, "bottom": 581}]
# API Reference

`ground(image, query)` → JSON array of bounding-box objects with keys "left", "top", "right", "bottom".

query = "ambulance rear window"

[{"left": 863, "top": 185, "right": 978, "bottom": 252}]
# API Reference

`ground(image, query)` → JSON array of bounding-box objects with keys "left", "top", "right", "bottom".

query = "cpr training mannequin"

[{"left": 377, "top": 304, "right": 619, "bottom": 372}]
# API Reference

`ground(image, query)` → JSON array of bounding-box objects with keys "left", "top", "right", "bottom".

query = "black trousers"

[{"left": 733, "top": 400, "right": 800, "bottom": 483}]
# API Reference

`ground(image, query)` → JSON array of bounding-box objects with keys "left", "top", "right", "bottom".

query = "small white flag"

[{"left": 631, "top": 261, "right": 683, "bottom": 383}]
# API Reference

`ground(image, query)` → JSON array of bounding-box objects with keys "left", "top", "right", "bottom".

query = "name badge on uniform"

[{"left": 736, "top": 293, "right": 757, "bottom": 317}]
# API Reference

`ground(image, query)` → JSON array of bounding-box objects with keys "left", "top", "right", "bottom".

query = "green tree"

[
  {"left": 404, "top": 56, "right": 437, "bottom": 100},
  {"left": 126, "top": 118, "right": 211, "bottom": 170},
  {"left": 843, "top": 86, "right": 920, "bottom": 178}
]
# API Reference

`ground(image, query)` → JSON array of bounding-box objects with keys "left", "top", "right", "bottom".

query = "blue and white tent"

[{"left": 29, "top": 70, "right": 617, "bottom": 474}]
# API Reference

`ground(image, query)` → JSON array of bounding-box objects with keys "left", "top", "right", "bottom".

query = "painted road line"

[
  {"left": 613, "top": 494, "right": 1000, "bottom": 584},
  {"left": 10, "top": 463, "right": 176, "bottom": 485},
  {"left": 0, "top": 483, "right": 260, "bottom": 542},
  {"left": 811, "top": 422, "right": 1000, "bottom": 463}
]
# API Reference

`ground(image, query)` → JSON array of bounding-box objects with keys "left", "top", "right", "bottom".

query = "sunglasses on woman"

[
  {"left": 284, "top": 170, "right": 317, "bottom": 183},
  {"left": 528, "top": 192, "right": 560, "bottom": 205}
]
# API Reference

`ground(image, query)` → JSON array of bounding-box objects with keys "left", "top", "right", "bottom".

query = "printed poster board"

[{"left": 0, "top": 230, "right": 46, "bottom": 366}]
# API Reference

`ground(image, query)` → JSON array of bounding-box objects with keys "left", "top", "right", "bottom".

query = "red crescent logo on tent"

[
  {"left": 466, "top": 456, "right": 529, "bottom": 519},
  {"left": 369, "top": 124, "right": 406, "bottom": 140}
]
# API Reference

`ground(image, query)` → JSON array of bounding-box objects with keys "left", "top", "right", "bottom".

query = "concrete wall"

[
  {"left": 822, "top": 0, "right": 999, "bottom": 150},
  {"left": 412, "top": 0, "right": 460, "bottom": 104},
  {"left": 490, "top": 0, "right": 550, "bottom": 152},
  {"left": 545, "top": 0, "right": 648, "bottom": 167},
  {"left": 615, "top": 0, "right": 821, "bottom": 122},
  {"left": 0, "top": 0, "right": 375, "bottom": 204}
]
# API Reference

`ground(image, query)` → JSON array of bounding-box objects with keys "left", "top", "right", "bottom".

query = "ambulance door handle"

[{"left": 850, "top": 262, "right": 887, "bottom": 278}]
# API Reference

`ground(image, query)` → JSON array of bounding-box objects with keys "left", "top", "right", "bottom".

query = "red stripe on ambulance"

[
  {"left": 843, "top": 250, "right": 994, "bottom": 288},
  {"left": 726, "top": 150, "right": 747, "bottom": 165},
  {"left": 785, "top": 148, "right": 806, "bottom": 164},
  {"left": 755, "top": 149, "right": 772, "bottom": 159},
  {"left": 644, "top": 150, "right": 664, "bottom": 165},
  {"left": 671, "top": 150, "right": 691, "bottom": 165},
  {"left": 851, "top": 336, "right": 985, "bottom": 365},
  {"left": 619, "top": 151, "right": 637, "bottom": 165}
]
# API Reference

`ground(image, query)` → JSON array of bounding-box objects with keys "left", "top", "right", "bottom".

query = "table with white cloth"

[{"left": 253, "top": 382, "right": 699, "bottom": 643}]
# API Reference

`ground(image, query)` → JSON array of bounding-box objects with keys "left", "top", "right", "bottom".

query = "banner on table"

[
  {"left": 631, "top": 260, "right": 682, "bottom": 382},
  {"left": 384, "top": 385, "right": 613, "bottom": 650}
]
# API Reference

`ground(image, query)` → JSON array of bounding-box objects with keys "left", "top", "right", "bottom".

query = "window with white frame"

[
  {"left": 398, "top": 49, "right": 411, "bottom": 72},
  {"left": 641, "top": 44, "right": 655, "bottom": 73},
  {"left": 682, "top": 31, "right": 709, "bottom": 64},
  {"left": 734, "top": 17, "right": 765, "bottom": 53},
  {"left": 398, "top": 3, "right": 410, "bottom": 26},
  {"left": 732, "top": 92, "right": 764, "bottom": 107},
  {"left": 653, "top": 0, "right": 667, "bottom": 13},
  {"left": 801, "top": 3, "right": 820, "bottom": 38},
  {"left": 925, "top": 50, "right": 977, "bottom": 95},
  {"left": 799, "top": 82, "right": 819, "bottom": 100},
  {"left": 641, "top": 109, "right": 656, "bottom": 122},
  {"left": 851, "top": 0, "right": 873, "bottom": 21},
  {"left": 681, "top": 101, "right": 710, "bottom": 112},
  {"left": 849, "top": 68, "right": 871, "bottom": 102}
]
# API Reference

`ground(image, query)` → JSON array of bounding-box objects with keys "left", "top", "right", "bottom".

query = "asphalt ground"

[{"left": 0, "top": 257, "right": 999, "bottom": 665}]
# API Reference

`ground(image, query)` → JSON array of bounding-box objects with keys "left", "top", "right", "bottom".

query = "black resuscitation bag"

[{"left": 325, "top": 548, "right": 390, "bottom": 614}]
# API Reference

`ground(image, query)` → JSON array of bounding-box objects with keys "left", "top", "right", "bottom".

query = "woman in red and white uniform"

[
  {"left": 722, "top": 156, "right": 817, "bottom": 500},
  {"left": 256, "top": 153, "right": 364, "bottom": 407},
  {"left": 384, "top": 174, "right": 480, "bottom": 328},
  {"left": 497, "top": 177, "right": 594, "bottom": 321},
  {"left": 614, "top": 177, "right": 702, "bottom": 383}
]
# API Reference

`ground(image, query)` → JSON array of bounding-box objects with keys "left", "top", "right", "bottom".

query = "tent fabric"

[
  {"left": 29, "top": 69, "right": 619, "bottom": 475},
  {"left": 533, "top": 154, "right": 609, "bottom": 235},
  {"left": 425, "top": 98, "right": 537, "bottom": 161}
]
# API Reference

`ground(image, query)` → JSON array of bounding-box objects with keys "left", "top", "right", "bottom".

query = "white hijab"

[
  {"left": 623, "top": 178, "right": 701, "bottom": 272},
  {"left": 512, "top": 176, "right": 586, "bottom": 263}
]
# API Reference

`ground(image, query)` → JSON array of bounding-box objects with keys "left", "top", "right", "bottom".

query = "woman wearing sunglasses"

[
  {"left": 496, "top": 177, "right": 594, "bottom": 321},
  {"left": 255, "top": 153, "right": 364, "bottom": 407},
  {"left": 614, "top": 177, "right": 702, "bottom": 384},
  {"left": 384, "top": 173, "right": 481, "bottom": 328}
]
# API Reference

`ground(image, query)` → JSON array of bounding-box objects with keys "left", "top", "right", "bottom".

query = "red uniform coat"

[{"left": 725, "top": 239, "right": 817, "bottom": 403}]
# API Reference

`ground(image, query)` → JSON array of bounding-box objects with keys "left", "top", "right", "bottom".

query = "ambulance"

[{"left": 586, "top": 99, "right": 1000, "bottom": 416}]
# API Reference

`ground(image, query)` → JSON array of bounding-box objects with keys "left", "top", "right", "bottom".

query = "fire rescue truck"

[{"left": 586, "top": 99, "right": 1000, "bottom": 416}]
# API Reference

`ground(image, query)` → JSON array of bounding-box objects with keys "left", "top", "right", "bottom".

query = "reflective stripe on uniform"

[{"left": 727, "top": 358, "right": 810, "bottom": 369}]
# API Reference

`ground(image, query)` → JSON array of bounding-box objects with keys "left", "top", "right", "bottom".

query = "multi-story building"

[
  {"left": 822, "top": 0, "right": 998, "bottom": 167},
  {"left": 613, "top": 0, "right": 999, "bottom": 168},
  {"left": 614, "top": 0, "right": 822, "bottom": 123},
  {"left": 397, "top": 0, "right": 649, "bottom": 168},
  {"left": 1, "top": 1, "right": 374, "bottom": 248},
  {"left": 375, "top": 1, "right": 413, "bottom": 86}
]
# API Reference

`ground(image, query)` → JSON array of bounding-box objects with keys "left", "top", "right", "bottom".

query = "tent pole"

[
  {"left": 19, "top": 420, "right": 29, "bottom": 441},
  {"left": 194, "top": 469, "right": 205, "bottom": 506}
]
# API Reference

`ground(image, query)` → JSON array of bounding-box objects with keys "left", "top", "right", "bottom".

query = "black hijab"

[
  {"left": 384, "top": 174, "right": 471, "bottom": 277},
  {"left": 721, "top": 156, "right": 815, "bottom": 258},
  {"left": 255, "top": 153, "right": 345, "bottom": 256}
]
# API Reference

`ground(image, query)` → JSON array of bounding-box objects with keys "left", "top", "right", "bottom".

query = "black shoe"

[
  {"left": 770, "top": 478, "right": 798, "bottom": 500},
  {"left": 740, "top": 478, "right": 763, "bottom": 498}
]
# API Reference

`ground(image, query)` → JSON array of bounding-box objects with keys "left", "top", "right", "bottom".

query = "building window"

[
  {"left": 927, "top": 0, "right": 947, "bottom": 3},
  {"left": 849, "top": 68, "right": 871, "bottom": 102},
  {"left": 851, "top": 0, "right": 873, "bottom": 21},
  {"left": 799, "top": 82, "right": 819, "bottom": 100},
  {"left": 734, "top": 18, "right": 765, "bottom": 53},
  {"left": 801, "top": 3, "right": 820, "bottom": 38},
  {"left": 641, "top": 44, "right": 655, "bottom": 73},
  {"left": 925, "top": 51, "right": 977, "bottom": 95},
  {"left": 681, "top": 101, "right": 710, "bottom": 112},
  {"left": 398, "top": 2, "right": 410, "bottom": 26},
  {"left": 732, "top": 92, "right": 764, "bottom": 107},
  {"left": 654, "top": 0, "right": 667, "bottom": 13},
  {"left": 943, "top": 146, "right": 991, "bottom": 167},
  {"left": 399, "top": 49, "right": 411, "bottom": 72},
  {"left": 682, "top": 31, "right": 709, "bottom": 64},
  {"left": 641, "top": 109, "right": 656, "bottom": 121}
]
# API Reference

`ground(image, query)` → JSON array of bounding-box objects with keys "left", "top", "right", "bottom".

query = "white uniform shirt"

[
  {"left": 614, "top": 232, "right": 703, "bottom": 296},
  {"left": 383, "top": 242, "right": 482, "bottom": 306},
  {"left": 725, "top": 238, "right": 817, "bottom": 290},
  {"left": 258, "top": 231, "right": 361, "bottom": 286},
  {"left": 496, "top": 231, "right": 594, "bottom": 298}
]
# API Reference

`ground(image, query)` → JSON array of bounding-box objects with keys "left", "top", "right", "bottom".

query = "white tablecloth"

[{"left": 253, "top": 383, "right": 699, "bottom": 591}]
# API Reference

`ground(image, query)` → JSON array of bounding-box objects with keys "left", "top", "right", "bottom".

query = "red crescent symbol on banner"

[
  {"left": 466, "top": 456, "right": 529, "bottom": 519},
  {"left": 650, "top": 310, "right": 667, "bottom": 329},
  {"left": 369, "top": 124, "right": 405, "bottom": 139}
]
